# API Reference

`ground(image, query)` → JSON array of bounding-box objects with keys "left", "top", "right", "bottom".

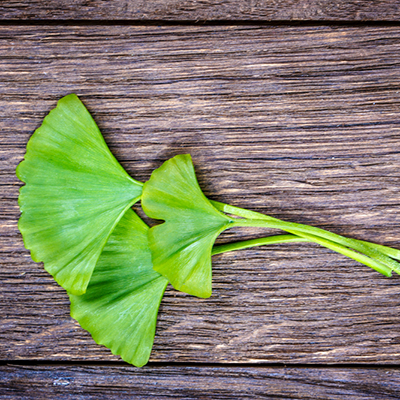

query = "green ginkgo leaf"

[
  {"left": 141, "top": 154, "right": 235, "bottom": 298},
  {"left": 17, "top": 94, "right": 142, "bottom": 295},
  {"left": 70, "top": 208, "right": 168, "bottom": 367}
]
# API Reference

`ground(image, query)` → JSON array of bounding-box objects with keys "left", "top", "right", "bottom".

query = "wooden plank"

[
  {"left": 1, "top": 25, "right": 400, "bottom": 364},
  {"left": 2, "top": 364, "right": 400, "bottom": 399},
  {"left": 1, "top": 0, "right": 400, "bottom": 21}
]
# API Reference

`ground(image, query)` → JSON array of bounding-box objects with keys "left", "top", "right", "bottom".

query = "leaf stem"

[
  {"left": 357, "top": 239, "right": 400, "bottom": 262},
  {"left": 212, "top": 234, "right": 309, "bottom": 255},
  {"left": 231, "top": 218, "right": 394, "bottom": 276},
  {"left": 211, "top": 200, "right": 400, "bottom": 273}
]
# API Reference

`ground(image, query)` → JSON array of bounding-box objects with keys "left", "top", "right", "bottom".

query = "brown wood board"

[
  {"left": 2, "top": 364, "right": 400, "bottom": 399},
  {"left": 1, "top": 25, "right": 400, "bottom": 366},
  {"left": 1, "top": 0, "right": 400, "bottom": 21}
]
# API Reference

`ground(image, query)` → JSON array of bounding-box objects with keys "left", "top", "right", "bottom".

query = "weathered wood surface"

[
  {"left": 2, "top": 364, "right": 400, "bottom": 399},
  {"left": 1, "top": 26, "right": 400, "bottom": 366},
  {"left": 1, "top": 0, "right": 400, "bottom": 21}
]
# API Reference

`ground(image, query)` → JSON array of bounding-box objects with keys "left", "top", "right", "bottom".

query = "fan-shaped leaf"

[
  {"left": 17, "top": 94, "right": 142, "bottom": 295},
  {"left": 142, "top": 154, "right": 234, "bottom": 298},
  {"left": 70, "top": 208, "right": 168, "bottom": 367}
]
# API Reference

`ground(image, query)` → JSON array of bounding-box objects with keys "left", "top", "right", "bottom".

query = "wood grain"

[
  {"left": 1, "top": 0, "right": 400, "bottom": 21},
  {"left": 1, "top": 25, "right": 400, "bottom": 364},
  {"left": 2, "top": 364, "right": 400, "bottom": 399}
]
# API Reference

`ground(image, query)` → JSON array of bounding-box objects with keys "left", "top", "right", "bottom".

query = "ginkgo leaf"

[
  {"left": 141, "top": 154, "right": 234, "bottom": 298},
  {"left": 70, "top": 208, "right": 168, "bottom": 367},
  {"left": 17, "top": 94, "right": 142, "bottom": 295}
]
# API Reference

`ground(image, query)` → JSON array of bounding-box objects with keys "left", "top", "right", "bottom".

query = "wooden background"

[{"left": 2, "top": 2, "right": 400, "bottom": 399}]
